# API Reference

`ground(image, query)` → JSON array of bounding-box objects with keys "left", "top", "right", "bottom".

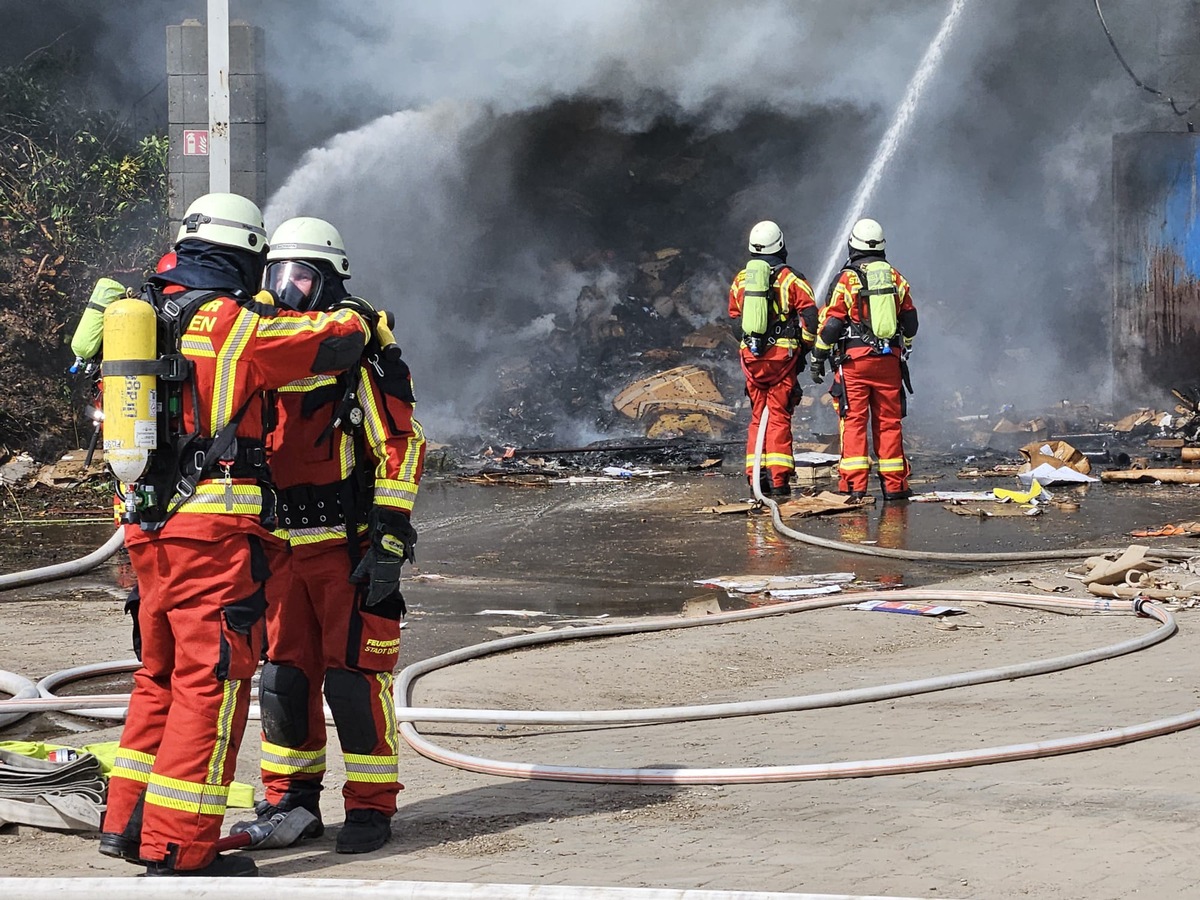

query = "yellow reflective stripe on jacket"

[
  {"left": 146, "top": 772, "right": 229, "bottom": 816},
  {"left": 180, "top": 336, "right": 216, "bottom": 357},
  {"left": 212, "top": 307, "right": 257, "bottom": 429},
  {"left": 261, "top": 740, "right": 327, "bottom": 776},
  {"left": 111, "top": 747, "right": 155, "bottom": 784},
  {"left": 206, "top": 677, "right": 242, "bottom": 784},
  {"left": 256, "top": 308, "right": 361, "bottom": 338},
  {"left": 171, "top": 481, "right": 267, "bottom": 517},
  {"left": 373, "top": 480, "right": 418, "bottom": 514},
  {"left": 277, "top": 374, "right": 338, "bottom": 393}
]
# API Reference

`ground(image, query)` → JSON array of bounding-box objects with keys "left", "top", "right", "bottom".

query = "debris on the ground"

[
  {"left": 913, "top": 490, "right": 998, "bottom": 503},
  {"left": 696, "top": 572, "right": 857, "bottom": 600},
  {"left": 777, "top": 491, "right": 872, "bottom": 517},
  {"left": 994, "top": 481, "right": 1051, "bottom": 504},
  {"left": 1067, "top": 545, "right": 1166, "bottom": 588},
  {"left": 1010, "top": 577, "right": 1073, "bottom": 593},
  {"left": 990, "top": 416, "right": 1049, "bottom": 449},
  {"left": 850, "top": 599, "right": 967, "bottom": 617},
  {"left": 947, "top": 503, "right": 1041, "bottom": 518},
  {"left": 34, "top": 448, "right": 104, "bottom": 488},
  {"left": 698, "top": 500, "right": 756, "bottom": 515},
  {"left": 1129, "top": 521, "right": 1200, "bottom": 538},
  {"left": 792, "top": 451, "right": 839, "bottom": 485},
  {"left": 612, "top": 364, "right": 736, "bottom": 438},
  {"left": 601, "top": 466, "right": 670, "bottom": 478},
  {"left": 1109, "top": 409, "right": 1170, "bottom": 433},
  {"left": 0, "top": 452, "right": 37, "bottom": 487},
  {"left": 957, "top": 463, "right": 1024, "bottom": 479},
  {"left": 1100, "top": 467, "right": 1200, "bottom": 484}
]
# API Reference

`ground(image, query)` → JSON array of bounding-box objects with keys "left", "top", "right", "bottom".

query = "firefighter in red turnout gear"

[
  {"left": 728, "top": 221, "right": 818, "bottom": 497},
  {"left": 98, "top": 194, "right": 371, "bottom": 877},
  {"left": 233, "top": 217, "right": 425, "bottom": 855},
  {"left": 810, "top": 218, "right": 918, "bottom": 501}
]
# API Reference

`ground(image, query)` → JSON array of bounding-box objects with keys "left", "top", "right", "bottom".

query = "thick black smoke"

[{"left": 4, "top": 0, "right": 1189, "bottom": 446}]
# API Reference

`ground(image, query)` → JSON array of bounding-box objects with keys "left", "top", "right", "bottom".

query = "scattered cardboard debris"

[{"left": 777, "top": 490, "right": 871, "bottom": 517}]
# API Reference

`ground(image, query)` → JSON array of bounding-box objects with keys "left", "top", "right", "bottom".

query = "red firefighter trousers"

[
  {"left": 741, "top": 346, "right": 801, "bottom": 488},
  {"left": 257, "top": 541, "right": 403, "bottom": 816},
  {"left": 103, "top": 530, "right": 279, "bottom": 871},
  {"left": 833, "top": 352, "right": 910, "bottom": 495}
]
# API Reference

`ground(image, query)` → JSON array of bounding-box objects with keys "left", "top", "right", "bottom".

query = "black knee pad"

[
  {"left": 260, "top": 662, "right": 311, "bottom": 747},
  {"left": 324, "top": 668, "right": 379, "bottom": 754}
]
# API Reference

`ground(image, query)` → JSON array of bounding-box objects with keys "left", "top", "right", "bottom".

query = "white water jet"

[{"left": 814, "top": 0, "right": 971, "bottom": 298}]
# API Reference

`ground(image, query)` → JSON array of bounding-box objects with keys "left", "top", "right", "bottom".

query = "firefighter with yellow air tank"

[{"left": 94, "top": 192, "right": 375, "bottom": 878}]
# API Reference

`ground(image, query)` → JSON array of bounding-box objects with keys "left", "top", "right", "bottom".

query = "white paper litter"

[
  {"left": 1017, "top": 462, "right": 1098, "bottom": 485},
  {"left": 912, "top": 491, "right": 997, "bottom": 502},
  {"left": 793, "top": 452, "right": 841, "bottom": 465}
]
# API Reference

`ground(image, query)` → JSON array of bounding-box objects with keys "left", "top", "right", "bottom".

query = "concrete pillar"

[{"left": 166, "top": 18, "right": 265, "bottom": 231}]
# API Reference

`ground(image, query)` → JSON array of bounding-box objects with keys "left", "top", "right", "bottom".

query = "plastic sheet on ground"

[
  {"left": 696, "top": 573, "right": 856, "bottom": 596},
  {"left": 850, "top": 599, "right": 967, "bottom": 617},
  {"left": 1018, "top": 461, "right": 1098, "bottom": 485}
]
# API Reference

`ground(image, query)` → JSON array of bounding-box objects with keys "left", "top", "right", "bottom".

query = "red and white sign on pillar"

[{"left": 183, "top": 129, "right": 209, "bottom": 156}]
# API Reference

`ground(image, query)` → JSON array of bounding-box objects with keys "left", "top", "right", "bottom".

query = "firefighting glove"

[
  {"left": 809, "top": 355, "right": 827, "bottom": 384},
  {"left": 351, "top": 507, "right": 417, "bottom": 607},
  {"left": 330, "top": 295, "right": 381, "bottom": 333}
]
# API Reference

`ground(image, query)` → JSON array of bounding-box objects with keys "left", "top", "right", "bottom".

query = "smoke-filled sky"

[{"left": 3, "top": 0, "right": 1190, "bottom": 443}]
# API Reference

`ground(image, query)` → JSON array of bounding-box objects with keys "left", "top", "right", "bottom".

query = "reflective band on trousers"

[
  {"left": 840, "top": 456, "right": 871, "bottom": 472},
  {"left": 111, "top": 747, "right": 154, "bottom": 784},
  {"left": 878, "top": 457, "right": 906, "bottom": 473},
  {"left": 262, "top": 741, "right": 327, "bottom": 776},
  {"left": 146, "top": 772, "right": 229, "bottom": 816},
  {"left": 746, "top": 452, "right": 795, "bottom": 470},
  {"left": 344, "top": 751, "right": 399, "bottom": 783}
]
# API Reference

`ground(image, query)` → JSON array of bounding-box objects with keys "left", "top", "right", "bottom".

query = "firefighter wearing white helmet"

[
  {"left": 811, "top": 216, "right": 919, "bottom": 502},
  {"left": 728, "top": 221, "right": 818, "bottom": 498},
  {"left": 265, "top": 217, "right": 352, "bottom": 312},
  {"left": 99, "top": 193, "right": 372, "bottom": 877},
  {"left": 848, "top": 217, "right": 885, "bottom": 253},
  {"left": 236, "top": 216, "right": 425, "bottom": 855}
]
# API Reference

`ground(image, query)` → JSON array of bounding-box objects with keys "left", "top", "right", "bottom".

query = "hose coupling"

[{"left": 1131, "top": 595, "right": 1149, "bottom": 617}]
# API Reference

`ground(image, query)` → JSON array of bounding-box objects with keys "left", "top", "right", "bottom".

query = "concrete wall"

[{"left": 166, "top": 19, "right": 265, "bottom": 231}]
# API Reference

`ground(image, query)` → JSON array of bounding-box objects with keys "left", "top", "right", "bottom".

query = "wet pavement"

[{"left": 3, "top": 461, "right": 1200, "bottom": 729}]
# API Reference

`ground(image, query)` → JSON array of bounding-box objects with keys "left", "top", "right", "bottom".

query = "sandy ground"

[{"left": 2, "top": 472, "right": 1200, "bottom": 898}]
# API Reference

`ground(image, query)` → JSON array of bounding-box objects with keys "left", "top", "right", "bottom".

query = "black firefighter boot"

[
  {"left": 144, "top": 852, "right": 258, "bottom": 877},
  {"left": 99, "top": 792, "right": 146, "bottom": 864},
  {"left": 335, "top": 809, "right": 392, "bottom": 854}
]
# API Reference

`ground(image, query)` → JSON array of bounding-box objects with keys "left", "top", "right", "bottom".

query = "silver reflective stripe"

[{"left": 272, "top": 240, "right": 346, "bottom": 257}]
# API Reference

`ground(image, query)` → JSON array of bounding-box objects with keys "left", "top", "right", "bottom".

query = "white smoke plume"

[{"left": 6, "top": 0, "right": 1179, "bottom": 444}]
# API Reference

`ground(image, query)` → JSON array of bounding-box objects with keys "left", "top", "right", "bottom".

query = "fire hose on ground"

[
  {"left": 3, "top": 417, "right": 1200, "bottom": 777},
  {"left": 4, "top": 589, "right": 1200, "bottom": 785}
]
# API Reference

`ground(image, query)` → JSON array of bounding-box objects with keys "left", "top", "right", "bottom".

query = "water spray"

[{"left": 813, "top": 0, "right": 971, "bottom": 299}]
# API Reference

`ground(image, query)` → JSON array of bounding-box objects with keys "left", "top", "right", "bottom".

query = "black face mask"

[{"left": 159, "top": 240, "right": 266, "bottom": 296}]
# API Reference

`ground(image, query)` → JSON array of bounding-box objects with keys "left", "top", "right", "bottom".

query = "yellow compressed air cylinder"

[{"left": 102, "top": 297, "right": 158, "bottom": 485}]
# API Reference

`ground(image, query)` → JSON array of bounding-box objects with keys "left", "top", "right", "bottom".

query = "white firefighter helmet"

[
  {"left": 267, "top": 216, "right": 352, "bottom": 278},
  {"left": 848, "top": 217, "right": 885, "bottom": 252},
  {"left": 748, "top": 220, "right": 785, "bottom": 255},
  {"left": 176, "top": 192, "right": 267, "bottom": 253}
]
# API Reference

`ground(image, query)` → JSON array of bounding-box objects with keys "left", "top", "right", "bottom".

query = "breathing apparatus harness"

[
  {"left": 740, "top": 260, "right": 802, "bottom": 358},
  {"left": 106, "top": 284, "right": 274, "bottom": 532}
]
